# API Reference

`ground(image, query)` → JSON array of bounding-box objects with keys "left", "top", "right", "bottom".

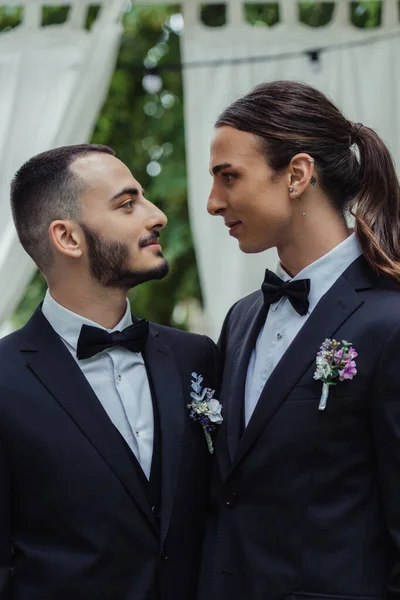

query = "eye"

[
  {"left": 222, "top": 172, "right": 236, "bottom": 184},
  {"left": 120, "top": 199, "right": 135, "bottom": 209}
]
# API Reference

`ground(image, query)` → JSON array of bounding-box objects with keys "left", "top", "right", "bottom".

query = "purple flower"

[
  {"left": 315, "top": 338, "right": 358, "bottom": 411},
  {"left": 334, "top": 349, "right": 343, "bottom": 364},
  {"left": 346, "top": 347, "right": 358, "bottom": 361},
  {"left": 339, "top": 360, "right": 357, "bottom": 381},
  {"left": 320, "top": 339, "right": 332, "bottom": 353}
]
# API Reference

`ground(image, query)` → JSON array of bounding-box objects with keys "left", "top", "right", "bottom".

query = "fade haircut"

[{"left": 10, "top": 143, "right": 115, "bottom": 273}]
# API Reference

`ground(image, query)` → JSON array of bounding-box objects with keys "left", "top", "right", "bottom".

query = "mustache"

[{"left": 138, "top": 231, "right": 160, "bottom": 248}]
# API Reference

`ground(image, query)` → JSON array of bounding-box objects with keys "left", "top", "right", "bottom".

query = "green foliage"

[
  {"left": 0, "top": 6, "right": 22, "bottom": 30},
  {"left": 12, "top": 271, "right": 47, "bottom": 327},
  {"left": 201, "top": 1, "right": 381, "bottom": 27},
  {"left": 90, "top": 4, "right": 201, "bottom": 326},
  {"left": 245, "top": 3, "right": 280, "bottom": 27},
  {"left": 3, "top": 2, "right": 381, "bottom": 328},
  {"left": 9, "top": 4, "right": 201, "bottom": 329}
]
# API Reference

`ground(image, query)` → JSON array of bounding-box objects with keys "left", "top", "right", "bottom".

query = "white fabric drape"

[
  {"left": 182, "top": 0, "right": 400, "bottom": 339},
  {"left": 0, "top": 1, "right": 125, "bottom": 327}
]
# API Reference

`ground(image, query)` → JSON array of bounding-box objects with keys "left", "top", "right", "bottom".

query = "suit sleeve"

[
  {"left": 204, "top": 336, "right": 221, "bottom": 398},
  {"left": 0, "top": 433, "right": 11, "bottom": 597},
  {"left": 371, "top": 320, "right": 400, "bottom": 597},
  {"left": 217, "top": 301, "right": 239, "bottom": 370}
]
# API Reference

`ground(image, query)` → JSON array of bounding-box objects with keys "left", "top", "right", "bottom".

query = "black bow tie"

[
  {"left": 76, "top": 319, "right": 149, "bottom": 360},
  {"left": 262, "top": 269, "right": 311, "bottom": 316}
]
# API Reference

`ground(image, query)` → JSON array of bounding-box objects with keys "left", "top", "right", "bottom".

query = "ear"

[
  {"left": 48, "top": 220, "right": 83, "bottom": 260},
  {"left": 288, "top": 153, "right": 315, "bottom": 196}
]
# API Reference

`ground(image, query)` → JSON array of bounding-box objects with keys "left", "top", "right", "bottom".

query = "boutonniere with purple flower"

[
  {"left": 187, "top": 372, "right": 223, "bottom": 454},
  {"left": 313, "top": 339, "right": 358, "bottom": 410}
]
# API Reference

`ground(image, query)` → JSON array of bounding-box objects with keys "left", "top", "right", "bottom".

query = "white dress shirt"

[
  {"left": 42, "top": 291, "right": 154, "bottom": 479},
  {"left": 245, "top": 233, "right": 363, "bottom": 425}
]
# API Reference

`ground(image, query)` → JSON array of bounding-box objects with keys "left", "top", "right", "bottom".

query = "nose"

[
  {"left": 207, "top": 184, "right": 226, "bottom": 216},
  {"left": 148, "top": 202, "right": 168, "bottom": 231}
]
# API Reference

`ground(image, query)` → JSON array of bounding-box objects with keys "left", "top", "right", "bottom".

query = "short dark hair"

[{"left": 10, "top": 143, "right": 115, "bottom": 273}]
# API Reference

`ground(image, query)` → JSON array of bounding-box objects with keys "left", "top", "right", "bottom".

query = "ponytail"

[
  {"left": 216, "top": 81, "right": 400, "bottom": 282},
  {"left": 351, "top": 123, "right": 400, "bottom": 282}
]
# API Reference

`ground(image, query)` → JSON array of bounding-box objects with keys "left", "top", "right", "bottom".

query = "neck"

[
  {"left": 48, "top": 278, "right": 129, "bottom": 329},
  {"left": 277, "top": 198, "right": 351, "bottom": 276}
]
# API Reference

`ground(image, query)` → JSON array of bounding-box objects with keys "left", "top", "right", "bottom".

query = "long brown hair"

[{"left": 215, "top": 80, "right": 400, "bottom": 282}]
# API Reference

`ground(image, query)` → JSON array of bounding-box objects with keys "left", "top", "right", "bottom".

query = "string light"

[{"left": 139, "top": 30, "right": 400, "bottom": 73}]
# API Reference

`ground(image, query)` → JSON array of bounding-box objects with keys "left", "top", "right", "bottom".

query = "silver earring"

[
  {"left": 295, "top": 191, "right": 306, "bottom": 217},
  {"left": 289, "top": 187, "right": 293, "bottom": 193}
]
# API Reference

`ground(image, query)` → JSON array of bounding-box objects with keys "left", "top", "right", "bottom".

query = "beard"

[{"left": 79, "top": 223, "right": 169, "bottom": 289}]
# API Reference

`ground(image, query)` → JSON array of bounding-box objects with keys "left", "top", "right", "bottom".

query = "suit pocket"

[
  {"left": 289, "top": 593, "right": 383, "bottom": 600},
  {"left": 216, "top": 571, "right": 246, "bottom": 599},
  {"left": 289, "top": 381, "right": 361, "bottom": 401},
  {"left": 285, "top": 395, "right": 364, "bottom": 413}
]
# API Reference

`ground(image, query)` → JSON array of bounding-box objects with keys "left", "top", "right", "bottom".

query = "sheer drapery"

[
  {"left": 181, "top": 0, "right": 400, "bottom": 338},
  {"left": 0, "top": 1, "right": 125, "bottom": 327},
  {"left": 2, "top": 1, "right": 399, "bottom": 338}
]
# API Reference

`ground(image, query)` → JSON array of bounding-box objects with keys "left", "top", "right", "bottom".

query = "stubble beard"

[{"left": 80, "top": 223, "right": 169, "bottom": 289}]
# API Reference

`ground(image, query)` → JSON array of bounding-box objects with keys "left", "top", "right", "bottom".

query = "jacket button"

[
  {"left": 152, "top": 505, "right": 161, "bottom": 519},
  {"left": 225, "top": 492, "right": 237, "bottom": 507},
  {"left": 161, "top": 547, "right": 168, "bottom": 560}
]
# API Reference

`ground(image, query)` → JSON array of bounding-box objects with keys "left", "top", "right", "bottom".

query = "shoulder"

[
  {"left": 0, "top": 324, "right": 29, "bottom": 355},
  {"left": 374, "top": 275, "right": 400, "bottom": 300},
  {"left": 0, "top": 304, "right": 44, "bottom": 354},
  {"left": 346, "top": 256, "right": 400, "bottom": 318},
  {"left": 230, "top": 289, "right": 263, "bottom": 314},
  {"left": 149, "top": 324, "right": 219, "bottom": 387},
  {"left": 362, "top": 276, "right": 400, "bottom": 331},
  {"left": 0, "top": 308, "right": 47, "bottom": 373},
  {"left": 0, "top": 325, "right": 34, "bottom": 390},
  {"left": 223, "top": 289, "right": 263, "bottom": 328},
  {"left": 149, "top": 323, "right": 216, "bottom": 352}
]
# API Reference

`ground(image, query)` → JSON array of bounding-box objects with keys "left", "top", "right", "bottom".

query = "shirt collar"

[
  {"left": 42, "top": 290, "right": 133, "bottom": 352},
  {"left": 275, "top": 232, "right": 363, "bottom": 314}
]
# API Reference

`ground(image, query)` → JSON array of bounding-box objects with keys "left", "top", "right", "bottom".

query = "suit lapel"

[
  {"left": 230, "top": 257, "right": 374, "bottom": 472},
  {"left": 144, "top": 327, "right": 185, "bottom": 546},
  {"left": 21, "top": 309, "right": 157, "bottom": 533},
  {"left": 225, "top": 295, "right": 266, "bottom": 462}
]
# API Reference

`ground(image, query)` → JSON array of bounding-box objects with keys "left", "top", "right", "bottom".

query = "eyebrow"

[
  {"left": 109, "top": 187, "right": 140, "bottom": 203},
  {"left": 210, "top": 162, "right": 233, "bottom": 176}
]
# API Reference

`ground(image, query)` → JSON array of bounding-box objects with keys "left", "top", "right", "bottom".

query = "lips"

[
  {"left": 225, "top": 220, "right": 242, "bottom": 238},
  {"left": 143, "top": 239, "right": 162, "bottom": 253},
  {"left": 140, "top": 232, "right": 161, "bottom": 249},
  {"left": 225, "top": 220, "right": 241, "bottom": 229},
  {"left": 143, "top": 239, "right": 159, "bottom": 247}
]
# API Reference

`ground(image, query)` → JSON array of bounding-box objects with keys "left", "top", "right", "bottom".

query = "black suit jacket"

[
  {"left": 200, "top": 256, "right": 400, "bottom": 600},
  {"left": 0, "top": 307, "right": 219, "bottom": 600}
]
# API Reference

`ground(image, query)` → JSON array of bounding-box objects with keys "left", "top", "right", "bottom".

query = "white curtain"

[
  {"left": 0, "top": 0, "right": 125, "bottom": 327},
  {"left": 181, "top": 0, "right": 400, "bottom": 339}
]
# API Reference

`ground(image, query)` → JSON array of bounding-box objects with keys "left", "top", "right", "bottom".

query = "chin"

[
  {"left": 142, "top": 256, "right": 169, "bottom": 277},
  {"left": 140, "top": 254, "right": 166, "bottom": 270},
  {"left": 111, "top": 259, "right": 169, "bottom": 289},
  {"left": 238, "top": 239, "right": 272, "bottom": 254}
]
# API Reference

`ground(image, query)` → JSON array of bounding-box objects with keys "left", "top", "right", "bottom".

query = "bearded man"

[{"left": 0, "top": 144, "right": 219, "bottom": 600}]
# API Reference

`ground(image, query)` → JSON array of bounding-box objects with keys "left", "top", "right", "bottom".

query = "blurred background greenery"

[{"left": 0, "top": 2, "right": 381, "bottom": 329}]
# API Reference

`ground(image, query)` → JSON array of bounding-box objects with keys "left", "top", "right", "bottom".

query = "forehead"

[
  {"left": 209, "top": 125, "right": 262, "bottom": 168},
  {"left": 71, "top": 152, "right": 140, "bottom": 195}
]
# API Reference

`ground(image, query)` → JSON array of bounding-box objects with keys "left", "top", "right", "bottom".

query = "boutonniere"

[
  {"left": 313, "top": 338, "right": 358, "bottom": 410},
  {"left": 187, "top": 372, "right": 223, "bottom": 454}
]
